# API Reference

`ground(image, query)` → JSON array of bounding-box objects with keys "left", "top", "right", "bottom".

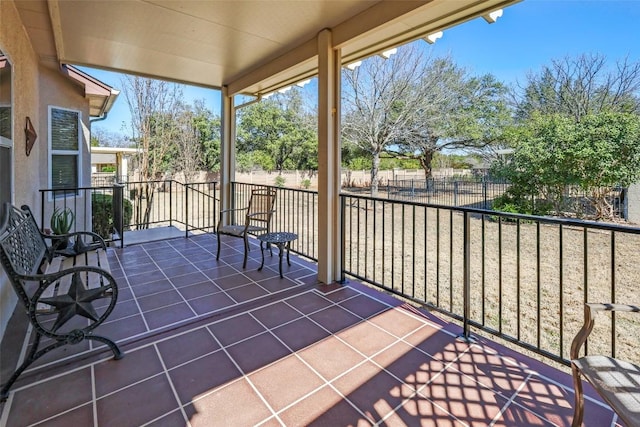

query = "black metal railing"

[
  {"left": 387, "top": 179, "right": 510, "bottom": 209},
  {"left": 40, "top": 180, "right": 218, "bottom": 246},
  {"left": 387, "top": 178, "right": 626, "bottom": 220},
  {"left": 232, "top": 182, "right": 319, "bottom": 261},
  {"left": 341, "top": 192, "right": 640, "bottom": 367}
]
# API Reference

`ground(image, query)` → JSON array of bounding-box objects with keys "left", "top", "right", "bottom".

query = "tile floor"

[{"left": 0, "top": 234, "right": 621, "bottom": 426}]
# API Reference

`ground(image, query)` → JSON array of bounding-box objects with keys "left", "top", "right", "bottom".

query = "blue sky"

[{"left": 85, "top": 0, "right": 640, "bottom": 137}]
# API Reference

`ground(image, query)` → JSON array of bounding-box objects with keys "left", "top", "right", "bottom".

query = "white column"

[
  {"left": 220, "top": 86, "right": 236, "bottom": 219},
  {"left": 317, "top": 29, "right": 342, "bottom": 283}
]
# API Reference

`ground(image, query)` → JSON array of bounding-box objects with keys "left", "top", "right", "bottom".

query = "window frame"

[
  {"left": 0, "top": 103, "right": 13, "bottom": 211},
  {"left": 48, "top": 106, "right": 82, "bottom": 198}
]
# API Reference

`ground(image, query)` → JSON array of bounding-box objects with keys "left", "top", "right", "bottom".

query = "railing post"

[
  {"left": 169, "top": 180, "right": 173, "bottom": 228},
  {"left": 458, "top": 211, "right": 475, "bottom": 343},
  {"left": 340, "top": 195, "right": 346, "bottom": 283},
  {"left": 40, "top": 191, "right": 45, "bottom": 232},
  {"left": 113, "top": 183, "right": 125, "bottom": 248},
  {"left": 185, "top": 183, "right": 190, "bottom": 238}
]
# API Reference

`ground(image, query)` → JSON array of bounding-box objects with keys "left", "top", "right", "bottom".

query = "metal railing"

[
  {"left": 232, "top": 182, "right": 319, "bottom": 261},
  {"left": 40, "top": 180, "right": 218, "bottom": 245},
  {"left": 387, "top": 179, "right": 510, "bottom": 209},
  {"left": 387, "top": 178, "right": 626, "bottom": 220},
  {"left": 341, "top": 192, "right": 640, "bottom": 367}
]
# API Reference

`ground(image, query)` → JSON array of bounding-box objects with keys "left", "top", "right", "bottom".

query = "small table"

[{"left": 257, "top": 232, "right": 298, "bottom": 278}]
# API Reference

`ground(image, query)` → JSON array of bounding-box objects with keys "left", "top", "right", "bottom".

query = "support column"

[
  {"left": 220, "top": 85, "right": 236, "bottom": 219},
  {"left": 317, "top": 29, "right": 342, "bottom": 283}
]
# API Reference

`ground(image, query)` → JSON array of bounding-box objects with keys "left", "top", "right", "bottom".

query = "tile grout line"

[
  {"left": 139, "top": 244, "right": 200, "bottom": 318},
  {"left": 92, "top": 364, "right": 98, "bottom": 427},
  {"left": 247, "top": 310, "right": 377, "bottom": 425},
  {"left": 112, "top": 246, "right": 152, "bottom": 332},
  {"left": 202, "top": 323, "right": 286, "bottom": 426},
  {"left": 142, "top": 343, "right": 193, "bottom": 427}
]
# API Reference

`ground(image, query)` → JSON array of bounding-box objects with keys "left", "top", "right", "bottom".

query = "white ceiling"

[{"left": 15, "top": 0, "right": 521, "bottom": 96}]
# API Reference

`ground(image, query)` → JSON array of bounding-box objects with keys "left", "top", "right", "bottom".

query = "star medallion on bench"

[{"left": 39, "top": 272, "right": 110, "bottom": 332}]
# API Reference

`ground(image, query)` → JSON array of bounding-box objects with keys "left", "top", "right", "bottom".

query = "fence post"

[
  {"left": 113, "top": 184, "right": 124, "bottom": 248},
  {"left": 454, "top": 182, "right": 459, "bottom": 206},
  {"left": 482, "top": 179, "right": 489, "bottom": 209}
]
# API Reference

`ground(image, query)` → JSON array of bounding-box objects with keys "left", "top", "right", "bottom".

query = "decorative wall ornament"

[{"left": 25, "top": 116, "right": 37, "bottom": 156}]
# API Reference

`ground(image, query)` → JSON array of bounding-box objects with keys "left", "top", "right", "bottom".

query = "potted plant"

[{"left": 50, "top": 207, "right": 75, "bottom": 249}]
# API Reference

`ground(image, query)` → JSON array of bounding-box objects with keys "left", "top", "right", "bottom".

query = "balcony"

[{"left": 0, "top": 232, "right": 624, "bottom": 426}]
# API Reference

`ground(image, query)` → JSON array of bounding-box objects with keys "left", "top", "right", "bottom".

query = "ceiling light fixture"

[
  {"left": 380, "top": 48, "right": 397, "bottom": 59},
  {"left": 482, "top": 9, "right": 503, "bottom": 23},
  {"left": 424, "top": 31, "right": 443, "bottom": 44},
  {"left": 346, "top": 60, "right": 362, "bottom": 70}
]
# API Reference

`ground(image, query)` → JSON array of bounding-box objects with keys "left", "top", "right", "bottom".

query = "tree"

[
  {"left": 342, "top": 46, "right": 510, "bottom": 194},
  {"left": 494, "top": 112, "right": 640, "bottom": 219},
  {"left": 515, "top": 53, "right": 640, "bottom": 121},
  {"left": 237, "top": 89, "right": 316, "bottom": 174},
  {"left": 497, "top": 54, "right": 640, "bottom": 220},
  {"left": 342, "top": 45, "right": 428, "bottom": 194},
  {"left": 398, "top": 59, "right": 511, "bottom": 178},
  {"left": 121, "top": 75, "right": 183, "bottom": 228},
  {"left": 91, "top": 128, "right": 130, "bottom": 148}
]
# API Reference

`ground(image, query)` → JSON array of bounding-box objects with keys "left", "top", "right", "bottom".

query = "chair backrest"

[{"left": 246, "top": 188, "right": 277, "bottom": 227}]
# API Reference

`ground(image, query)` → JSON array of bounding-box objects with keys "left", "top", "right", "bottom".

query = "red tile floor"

[{"left": 0, "top": 234, "right": 621, "bottom": 426}]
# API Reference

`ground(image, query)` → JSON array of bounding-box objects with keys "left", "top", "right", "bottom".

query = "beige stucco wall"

[
  {"left": 0, "top": 0, "right": 41, "bottom": 340},
  {"left": 0, "top": 0, "right": 94, "bottom": 341}
]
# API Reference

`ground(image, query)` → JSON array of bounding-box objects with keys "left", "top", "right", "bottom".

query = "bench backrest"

[{"left": 0, "top": 204, "right": 48, "bottom": 307}]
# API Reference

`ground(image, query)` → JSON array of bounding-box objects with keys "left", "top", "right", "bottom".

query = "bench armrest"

[
  {"left": 43, "top": 230, "right": 106, "bottom": 258},
  {"left": 570, "top": 303, "right": 640, "bottom": 360}
]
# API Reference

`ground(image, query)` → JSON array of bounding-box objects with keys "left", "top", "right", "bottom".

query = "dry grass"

[{"left": 343, "top": 201, "right": 640, "bottom": 366}]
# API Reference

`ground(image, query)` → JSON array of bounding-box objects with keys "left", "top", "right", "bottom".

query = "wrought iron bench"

[
  {"left": 570, "top": 303, "right": 640, "bottom": 427},
  {"left": 0, "top": 204, "right": 123, "bottom": 402}
]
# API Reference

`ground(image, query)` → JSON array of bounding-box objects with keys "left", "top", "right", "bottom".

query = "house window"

[{"left": 49, "top": 107, "right": 81, "bottom": 193}]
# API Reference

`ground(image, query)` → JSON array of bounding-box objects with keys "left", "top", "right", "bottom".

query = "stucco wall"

[
  {"left": 0, "top": 0, "right": 41, "bottom": 341},
  {"left": 0, "top": 0, "right": 95, "bottom": 342}
]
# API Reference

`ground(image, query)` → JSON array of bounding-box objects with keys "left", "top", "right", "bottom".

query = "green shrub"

[
  {"left": 301, "top": 178, "right": 311, "bottom": 189},
  {"left": 274, "top": 175, "right": 286, "bottom": 188},
  {"left": 491, "top": 188, "right": 553, "bottom": 223},
  {"left": 92, "top": 193, "right": 133, "bottom": 238}
]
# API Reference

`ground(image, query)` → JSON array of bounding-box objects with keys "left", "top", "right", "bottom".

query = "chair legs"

[
  {"left": 216, "top": 230, "right": 221, "bottom": 260},
  {"left": 571, "top": 365, "right": 585, "bottom": 427},
  {"left": 242, "top": 235, "right": 249, "bottom": 268},
  {"left": 216, "top": 232, "right": 254, "bottom": 270}
]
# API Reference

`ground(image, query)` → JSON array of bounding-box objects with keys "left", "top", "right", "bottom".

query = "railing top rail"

[
  {"left": 232, "top": 182, "right": 318, "bottom": 196},
  {"left": 40, "top": 185, "right": 116, "bottom": 192},
  {"left": 341, "top": 192, "right": 640, "bottom": 234}
]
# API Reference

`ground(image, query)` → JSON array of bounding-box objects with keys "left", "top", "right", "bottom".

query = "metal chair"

[{"left": 216, "top": 188, "right": 277, "bottom": 268}]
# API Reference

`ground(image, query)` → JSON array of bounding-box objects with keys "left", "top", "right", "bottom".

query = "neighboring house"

[
  {"left": 0, "top": 4, "right": 119, "bottom": 337},
  {"left": 90, "top": 146, "right": 141, "bottom": 184}
]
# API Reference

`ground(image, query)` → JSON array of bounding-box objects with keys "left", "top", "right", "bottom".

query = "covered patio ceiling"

[{"left": 16, "top": 0, "right": 521, "bottom": 96}]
